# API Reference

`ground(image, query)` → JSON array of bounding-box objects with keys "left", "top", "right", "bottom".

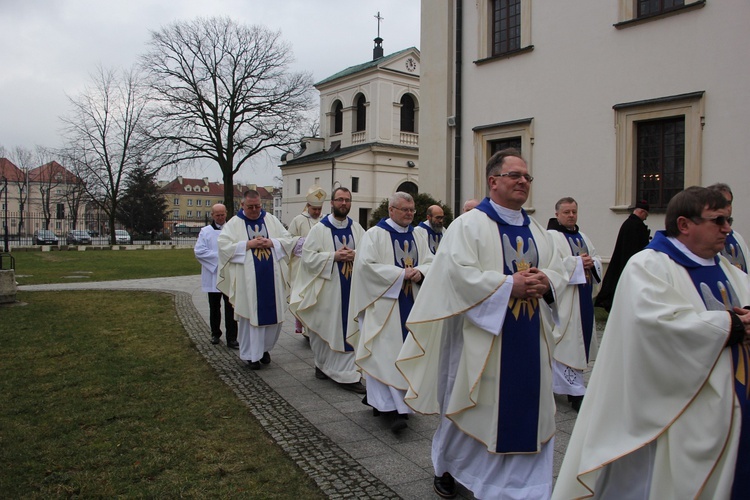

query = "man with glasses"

[
  {"left": 415, "top": 204, "right": 446, "bottom": 254},
  {"left": 217, "top": 190, "right": 298, "bottom": 370},
  {"left": 708, "top": 183, "right": 747, "bottom": 273},
  {"left": 290, "top": 187, "right": 366, "bottom": 393},
  {"left": 398, "top": 149, "right": 567, "bottom": 498},
  {"left": 288, "top": 185, "right": 327, "bottom": 336},
  {"left": 555, "top": 186, "right": 750, "bottom": 498},
  {"left": 350, "top": 191, "right": 432, "bottom": 433}
]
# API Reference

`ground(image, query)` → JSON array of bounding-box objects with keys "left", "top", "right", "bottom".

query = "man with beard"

[
  {"left": 288, "top": 185, "right": 326, "bottom": 335},
  {"left": 217, "top": 190, "right": 298, "bottom": 370},
  {"left": 547, "top": 197, "right": 602, "bottom": 412},
  {"left": 415, "top": 204, "right": 445, "bottom": 254},
  {"left": 290, "top": 187, "right": 366, "bottom": 393},
  {"left": 349, "top": 192, "right": 432, "bottom": 433}
]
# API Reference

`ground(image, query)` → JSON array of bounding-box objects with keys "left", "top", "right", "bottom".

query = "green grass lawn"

[
  {"left": 0, "top": 291, "right": 324, "bottom": 498},
  {"left": 11, "top": 248, "right": 200, "bottom": 285}
]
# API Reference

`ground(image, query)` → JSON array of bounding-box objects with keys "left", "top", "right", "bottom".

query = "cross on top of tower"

[{"left": 374, "top": 11, "right": 384, "bottom": 38}]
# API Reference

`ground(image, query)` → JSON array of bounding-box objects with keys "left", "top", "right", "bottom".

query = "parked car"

[
  {"left": 32, "top": 229, "right": 59, "bottom": 245},
  {"left": 114, "top": 230, "right": 132, "bottom": 244},
  {"left": 87, "top": 229, "right": 100, "bottom": 237},
  {"left": 66, "top": 230, "right": 92, "bottom": 245}
]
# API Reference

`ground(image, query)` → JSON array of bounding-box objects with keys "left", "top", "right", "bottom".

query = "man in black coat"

[{"left": 594, "top": 200, "right": 650, "bottom": 312}]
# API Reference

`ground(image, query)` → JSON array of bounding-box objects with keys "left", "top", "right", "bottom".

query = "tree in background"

[
  {"left": 4, "top": 146, "right": 32, "bottom": 235},
  {"left": 116, "top": 166, "right": 169, "bottom": 238},
  {"left": 368, "top": 193, "right": 454, "bottom": 229},
  {"left": 60, "top": 66, "right": 159, "bottom": 244},
  {"left": 141, "top": 17, "right": 314, "bottom": 209}
]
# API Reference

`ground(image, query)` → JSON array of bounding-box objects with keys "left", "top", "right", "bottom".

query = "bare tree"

[
  {"left": 141, "top": 17, "right": 314, "bottom": 208},
  {"left": 60, "top": 66, "right": 157, "bottom": 244},
  {"left": 6, "top": 146, "right": 33, "bottom": 235}
]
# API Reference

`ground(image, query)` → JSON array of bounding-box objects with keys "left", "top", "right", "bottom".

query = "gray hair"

[{"left": 389, "top": 191, "right": 413, "bottom": 207}]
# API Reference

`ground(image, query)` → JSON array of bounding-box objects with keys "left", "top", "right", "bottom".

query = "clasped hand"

[
  {"left": 247, "top": 236, "right": 273, "bottom": 250},
  {"left": 511, "top": 268, "right": 550, "bottom": 299}
]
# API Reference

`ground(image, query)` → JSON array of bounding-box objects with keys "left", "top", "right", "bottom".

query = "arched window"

[
  {"left": 400, "top": 94, "right": 416, "bottom": 133},
  {"left": 332, "top": 100, "right": 343, "bottom": 134},
  {"left": 354, "top": 94, "right": 367, "bottom": 132},
  {"left": 397, "top": 181, "right": 418, "bottom": 197}
]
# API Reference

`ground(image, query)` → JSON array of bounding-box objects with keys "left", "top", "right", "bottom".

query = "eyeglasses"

[
  {"left": 690, "top": 215, "right": 733, "bottom": 227},
  {"left": 391, "top": 206, "right": 416, "bottom": 214},
  {"left": 491, "top": 172, "right": 534, "bottom": 183},
  {"left": 333, "top": 198, "right": 352, "bottom": 203},
  {"left": 245, "top": 204, "right": 262, "bottom": 209}
]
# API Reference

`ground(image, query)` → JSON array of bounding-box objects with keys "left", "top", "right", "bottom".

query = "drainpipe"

[{"left": 453, "top": 0, "right": 463, "bottom": 214}]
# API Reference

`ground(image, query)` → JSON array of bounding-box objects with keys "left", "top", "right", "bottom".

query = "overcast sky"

[{"left": 0, "top": 0, "right": 420, "bottom": 185}]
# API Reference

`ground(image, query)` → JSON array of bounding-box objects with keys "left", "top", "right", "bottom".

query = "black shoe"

[
  {"left": 226, "top": 340, "right": 239, "bottom": 349},
  {"left": 391, "top": 413, "right": 408, "bottom": 434},
  {"left": 433, "top": 472, "right": 457, "bottom": 499},
  {"left": 568, "top": 395, "right": 584, "bottom": 412},
  {"left": 340, "top": 381, "right": 366, "bottom": 394},
  {"left": 248, "top": 361, "right": 261, "bottom": 370},
  {"left": 260, "top": 351, "right": 271, "bottom": 364},
  {"left": 315, "top": 367, "right": 329, "bottom": 380},
  {"left": 210, "top": 336, "right": 221, "bottom": 345}
]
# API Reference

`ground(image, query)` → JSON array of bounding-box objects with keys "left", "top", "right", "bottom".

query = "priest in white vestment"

[
  {"left": 547, "top": 197, "right": 602, "bottom": 412},
  {"left": 349, "top": 191, "right": 432, "bottom": 434},
  {"left": 217, "top": 190, "right": 298, "bottom": 370},
  {"left": 414, "top": 204, "right": 445, "bottom": 254},
  {"left": 709, "top": 183, "right": 748, "bottom": 273},
  {"left": 553, "top": 187, "right": 750, "bottom": 499},
  {"left": 290, "top": 187, "right": 366, "bottom": 393},
  {"left": 397, "top": 149, "right": 567, "bottom": 499},
  {"left": 288, "top": 185, "right": 326, "bottom": 335}
]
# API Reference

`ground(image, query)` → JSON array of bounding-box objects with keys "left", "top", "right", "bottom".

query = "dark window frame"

[
  {"left": 355, "top": 94, "right": 367, "bottom": 132},
  {"left": 400, "top": 94, "right": 416, "bottom": 133},
  {"left": 636, "top": 116, "right": 685, "bottom": 210},
  {"left": 332, "top": 101, "right": 343, "bottom": 135},
  {"left": 491, "top": 0, "right": 521, "bottom": 57}
]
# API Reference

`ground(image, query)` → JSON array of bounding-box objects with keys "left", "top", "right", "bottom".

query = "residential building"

[
  {"left": 280, "top": 40, "right": 421, "bottom": 228},
  {"left": 420, "top": 0, "right": 750, "bottom": 257}
]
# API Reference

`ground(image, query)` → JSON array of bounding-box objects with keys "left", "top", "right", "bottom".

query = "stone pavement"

[{"left": 19, "top": 275, "right": 585, "bottom": 499}]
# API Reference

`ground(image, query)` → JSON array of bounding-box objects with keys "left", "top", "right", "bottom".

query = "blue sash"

[
  {"left": 321, "top": 216, "right": 356, "bottom": 351},
  {"left": 237, "top": 210, "right": 277, "bottom": 326},
  {"left": 476, "top": 199, "right": 541, "bottom": 453},
  {"left": 417, "top": 221, "right": 443, "bottom": 254},
  {"left": 648, "top": 231, "right": 749, "bottom": 497},
  {"left": 376, "top": 219, "right": 418, "bottom": 341},
  {"left": 563, "top": 232, "right": 595, "bottom": 362},
  {"left": 723, "top": 231, "right": 748, "bottom": 273}
]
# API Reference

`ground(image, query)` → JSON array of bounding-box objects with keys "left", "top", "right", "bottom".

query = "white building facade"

[
  {"left": 280, "top": 44, "right": 421, "bottom": 228},
  {"left": 420, "top": 0, "right": 750, "bottom": 257}
]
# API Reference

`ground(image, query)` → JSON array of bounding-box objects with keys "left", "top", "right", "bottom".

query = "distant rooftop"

[{"left": 315, "top": 47, "right": 418, "bottom": 87}]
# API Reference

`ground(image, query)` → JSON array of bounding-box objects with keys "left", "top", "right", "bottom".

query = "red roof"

[
  {"left": 0, "top": 158, "right": 25, "bottom": 182},
  {"left": 27, "top": 161, "right": 81, "bottom": 184}
]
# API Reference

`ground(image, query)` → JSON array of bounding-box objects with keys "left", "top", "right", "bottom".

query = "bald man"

[
  {"left": 463, "top": 199, "right": 480, "bottom": 213},
  {"left": 415, "top": 204, "right": 445, "bottom": 254},
  {"left": 195, "top": 203, "right": 238, "bottom": 348}
]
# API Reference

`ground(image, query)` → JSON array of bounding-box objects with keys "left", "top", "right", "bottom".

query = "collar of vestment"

[
  {"left": 211, "top": 222, "right": 223, "bottom": 230},
  {"left": 418, "top": 221, "right": 442, "bottom": 233},
  {"left": 647, "top": 230, "right": 719, "bottom": 268},
  {"left": 378, "top": 217, "right": 413, "bottom": 234},
  {"left": 547, "top": 218, "right": 579, "bottom": 235},
  {"left": 476, "top": 197, "right": 529, "bottom": 227},
  {"left": 237, "top": 209, "right": 267, "bottom": 223},
  {"left": 322, "top": 214, "right": 352, "bottom": 230}
]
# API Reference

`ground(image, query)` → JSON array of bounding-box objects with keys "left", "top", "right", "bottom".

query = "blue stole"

[
  {"left": 376, "top": 218, "right": 419, "bottom": 341},
  {"left": 723, "top": 231, "right": 748, "bottom": 273},
  {"left": 321, "top": 216, "right": 356, "bottom": 351},
  {"left": 418, "top": 221, "right": 442, "bottom": 254},
  {"left": 563, "top": 231, "right": 595, "bottom": 362},
  {"left": 647, "top": 231, "right": 749, "bottom": 497},
  {"left": 237, "top": 209, "right": 277, "bottom": 326},
  {"left": 476, "top": 198, "right": 541, "bottom": 453}
]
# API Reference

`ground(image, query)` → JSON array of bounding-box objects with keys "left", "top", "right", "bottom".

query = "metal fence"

[{"left": 0, "top": 211, "right": 206, "bottom": 248}]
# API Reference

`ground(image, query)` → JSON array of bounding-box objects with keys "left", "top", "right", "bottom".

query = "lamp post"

[{"left": 1, "top": 176, "right": 8, "bottom": 252}]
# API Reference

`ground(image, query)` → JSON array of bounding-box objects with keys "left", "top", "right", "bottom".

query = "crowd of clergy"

[{"left": 199, "top": 147, "right": 749, "bottom": 499}]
